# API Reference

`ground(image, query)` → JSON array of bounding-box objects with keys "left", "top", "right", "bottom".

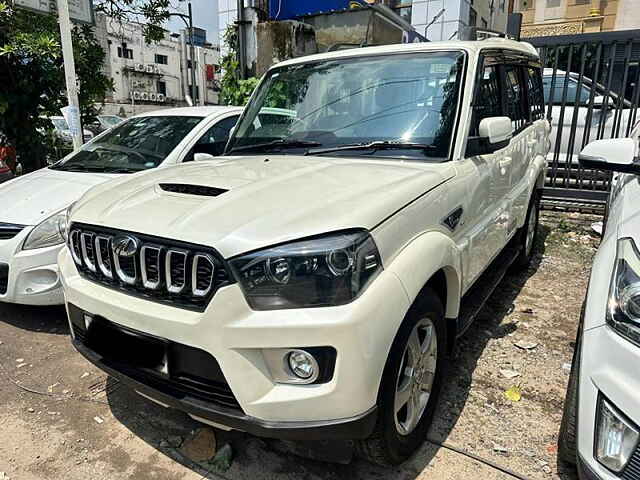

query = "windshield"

[
  {"left": 227, "top": 51, "right": 466, "bottom": 160},
  {"left": 99, "top": 115, "right": 124, "bottom": 128},
  {"left": 50, "top": 116, "right": 203, "bottom": 173}
]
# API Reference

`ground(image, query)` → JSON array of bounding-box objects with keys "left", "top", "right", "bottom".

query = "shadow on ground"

[
  {"left": 102, "top": 225, "right": 565, "bottom": 480},
  {"left": 0, "top": 304, "right": 68, "bottom": 335}
]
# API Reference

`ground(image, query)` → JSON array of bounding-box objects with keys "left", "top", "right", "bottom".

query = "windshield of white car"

[
  {"left": 543, "top": 74, "right": 632, "bottom": 107},
  {"left": 226, "top": 51, "right": 465, "bottom": 160},
  {"left": 50, "top": 116, "right": 203, "bottom": 172}
]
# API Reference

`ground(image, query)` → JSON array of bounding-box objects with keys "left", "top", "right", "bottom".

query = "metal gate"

[{"left": 527, "top": 29, "right": 640, "bottom": 207}]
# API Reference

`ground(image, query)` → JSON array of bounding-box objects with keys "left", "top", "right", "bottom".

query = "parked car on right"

[{"left": 559, "top": 122, "right": 640, "bottom": 479}]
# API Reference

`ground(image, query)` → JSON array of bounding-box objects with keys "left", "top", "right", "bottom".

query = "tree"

[
  {"left": 0, "top": 2, "right": 113, "bottom": 171},
  {"left": 219, "top": 25, "right": 259, "bottom": 106}
]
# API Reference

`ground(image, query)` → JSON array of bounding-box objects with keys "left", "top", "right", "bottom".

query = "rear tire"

[
  {"left": 356, "top": 288, "right": 447, "bottom": 465},
  {"left": 513, "top": 188, "right": 541, "bottom": 270}
]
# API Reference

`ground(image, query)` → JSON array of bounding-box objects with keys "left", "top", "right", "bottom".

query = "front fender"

[{"left": 385, "top": 231, "right": 462, "bottom": 319}]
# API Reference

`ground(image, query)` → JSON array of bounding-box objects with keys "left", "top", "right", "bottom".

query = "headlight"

[
  {"left": 607, "top": 238, "right": 640, "bottom": 345},
  {"left": 595, "top": 397, "right": 639, "bottom": 472},
  {"left": 229, "top": 230, "right": 382, "bottom": 310},
  {"left": 22, "top": 210, "right": 68, "bottom": 250}
]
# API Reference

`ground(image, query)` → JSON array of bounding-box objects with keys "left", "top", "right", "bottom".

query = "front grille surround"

[{"left": 68, "top": 223, "right": 234, "bottom": 311}]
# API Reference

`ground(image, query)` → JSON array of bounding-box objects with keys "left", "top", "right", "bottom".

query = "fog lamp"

[
  {"left": 287, "top": 350, "right": 318, "bottom": 381},
  {"left": 596, "top": 397, "right": 640, "bottom": 472}
]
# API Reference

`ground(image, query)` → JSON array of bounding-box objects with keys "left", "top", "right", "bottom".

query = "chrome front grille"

[{"left": 68, "top": 224, "right": 233, "bottom": 311}]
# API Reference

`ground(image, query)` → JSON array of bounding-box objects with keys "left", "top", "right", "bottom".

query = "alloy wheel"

[{"left": 394, "top": 317, "right": 438, "bottom": 436}]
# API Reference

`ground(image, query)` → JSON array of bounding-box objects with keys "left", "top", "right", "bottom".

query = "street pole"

[
  {"left": 56, "top": 0, "right": 83, "bottom": 150},
  {"left": 188, "top": 3, "right": 197, "bottom": 105},
  {"left": 236, "top": 0, "right": 245, "bottom": 80}
]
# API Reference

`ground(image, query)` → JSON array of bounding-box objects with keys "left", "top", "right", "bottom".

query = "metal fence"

[{"left": 528, "top": 29, "right": 640, "bottom": 207}]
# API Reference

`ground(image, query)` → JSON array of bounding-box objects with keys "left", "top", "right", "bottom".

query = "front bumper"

[
  {"left": 578, "top": 324, "right": 640, "bottom": 480},
  {"left": 0, "top": 227, "right": 64, "bottom": 306},
  {"left": 59, "top": 247, "right": 411, "bottom": 435}
]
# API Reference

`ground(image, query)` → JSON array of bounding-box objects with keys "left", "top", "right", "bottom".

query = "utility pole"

[
  {"left": 188, "top": 3, "right": 198, "bottom": 104},
  {"left": 236, "top": 0, "right": 246, "bottom": 80},
  {"left": 56, "top": 0, "right": 83, "bottom": 150}
]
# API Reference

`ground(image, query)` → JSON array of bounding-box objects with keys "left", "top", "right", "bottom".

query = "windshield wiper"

[
  {"left": 50, "top": 164, "right": 107, "bottom": 172},
  {"left": 227, "top": 139, "right": 321, "bottom": 154},
  {"left": 307, "top": 141, "right": 438, "bottom": 156}
]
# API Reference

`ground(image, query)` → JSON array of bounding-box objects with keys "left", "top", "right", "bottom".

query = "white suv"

[
  {"left": 59, "top": 39, "right": 549, "bottom": 464},
  {"left": 558, "top": 126, "right": 640, "bottom": 479}
]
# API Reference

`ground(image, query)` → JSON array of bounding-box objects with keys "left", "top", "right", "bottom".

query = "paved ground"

[{"left": 0, "top": 212, "right": 599, "bottom": 480}]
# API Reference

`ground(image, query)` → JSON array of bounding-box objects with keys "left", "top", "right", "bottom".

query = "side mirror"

[
  {"left": 194, "top": 152, "right": 217, "bottom": 162},
  {"left": 467, "top": 116, "right": 513, "bottom": 156},
  {"left": 479, "top": 117, "right": 513, "bottom": 146},
  {"left": 579, "top": 138, "right": 639, "bottom": 174}
]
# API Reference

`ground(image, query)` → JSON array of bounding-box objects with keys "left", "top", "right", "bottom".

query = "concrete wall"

[{"left": 255, "top": 21, "right": 317, "bottom": 76}]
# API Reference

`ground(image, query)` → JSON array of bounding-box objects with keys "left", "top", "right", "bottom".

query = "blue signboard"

[{"left": 270, "top": 0, "right": 354, "bottom": 20}]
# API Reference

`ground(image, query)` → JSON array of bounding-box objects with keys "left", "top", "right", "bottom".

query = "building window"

[
  {"left": 154, "top": 54, "right": 168, "bottom": 65},
  {"left": 157, "top": 81, "right": 167, "bottom": 95},
  {"left": 117, "top": 43, "right": 133, "bottom": 60},
  {"left": 469, "top": 7, "right": 477, "bottom": 26},
  {"left": 574, "top": 0, "right": 589, "bottom": 3},
  {"left": 388, "top": 0, "right": 412, "bottom": 23},
  {"left": 546, "top": 0, "right": 561, "bottom": 7}
]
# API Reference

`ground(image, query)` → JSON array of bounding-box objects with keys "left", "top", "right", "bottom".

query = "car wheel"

[
  {"left": 513, "top": 188, "right": 541, "bottom": 270},
  {"left": 356, "top": 288, "right": 447, "bottom": 465},
  {"left": 558, "top": 325, "right": 581, "bottom": 465}
]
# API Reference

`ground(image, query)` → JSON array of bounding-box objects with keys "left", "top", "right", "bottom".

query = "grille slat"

[
  {"left": 0, "top": 223, "right": 25, "bottom": 240},
  {"left": 68, "top": 224, "right": 232, "bottom": 311},
  {"left": 623, "top": 449, "right": 640, "bottom": 480}
]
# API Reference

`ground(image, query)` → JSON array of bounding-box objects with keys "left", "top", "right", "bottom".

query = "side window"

[
  {"left": 543, "top": 75, "right": 591, "bottom": 106},
  {"left": 469, "top": 65, "right": 502, "bottom": 137},
  {"left": 185, "top": 115, "right": 239, "bottom": 161},
  {"left": 504, "top": 65, "right": 528, "bottom": 134},
  {"left": 526, "top": 67, "right": 545, "bottom": 120}
]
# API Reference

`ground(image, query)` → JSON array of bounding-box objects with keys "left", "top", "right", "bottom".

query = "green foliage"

[
  {"left": 219, "top": 25, "right": 258, "bottom": 106},
  {"left": 0, "top": 2, "right": 113, "bottom": 171}
]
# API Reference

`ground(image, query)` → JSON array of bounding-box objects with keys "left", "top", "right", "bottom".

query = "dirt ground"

[{"left": 0, "top": 211, "right": 600, "bottom": 480}]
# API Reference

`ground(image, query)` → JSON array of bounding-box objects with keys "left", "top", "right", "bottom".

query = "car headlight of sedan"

[
  {"left": 229, "top": 230, "right": 382, "bottom": 310},
  {"left": 22, "top": 209, "right": 69, "bottom": 250},
  {"left": 607, "top": 237, "right": 640, "bottom": 345}
]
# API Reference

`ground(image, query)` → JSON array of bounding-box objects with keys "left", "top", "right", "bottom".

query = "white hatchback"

[
  {"left": 558, "top": 123, "right": 640, "bottom": 479},
  {"left": 0, "top": 106, "right": 242, "bottom": 305}
]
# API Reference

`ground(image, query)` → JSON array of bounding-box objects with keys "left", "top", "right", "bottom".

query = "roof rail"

[{"left": 459, "top": 27, "right": 520, "bottom": 42}]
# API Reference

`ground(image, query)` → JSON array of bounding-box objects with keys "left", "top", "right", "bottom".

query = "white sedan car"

[
  {"left": 0, "top": 106, "right": 242, "bottom": 306},
  {"left": 558, "top": 124, "right": 640, "bottom": 479}
]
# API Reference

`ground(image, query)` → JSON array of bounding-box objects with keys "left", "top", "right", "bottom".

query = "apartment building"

[
  {"left": 94, "top": 14, "right": 221, "bottom": 116},
  {"left": 513, "top": 0, "right": 640, "bottom": 37}
]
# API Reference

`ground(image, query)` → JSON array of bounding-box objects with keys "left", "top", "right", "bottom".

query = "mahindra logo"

[{"left": 112, "top": 235, "right": 139, "bottom": 257}]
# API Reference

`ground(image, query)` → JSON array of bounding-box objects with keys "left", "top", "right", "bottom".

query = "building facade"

[
  {"left": 217, "top": 0, "right": 508, "bottom": 50},
  {"left": 94, "top": 14, "right": 221, "bottom": 117},
  {"left": 513, "top": 0, "right": 640, "bottom": 38}
]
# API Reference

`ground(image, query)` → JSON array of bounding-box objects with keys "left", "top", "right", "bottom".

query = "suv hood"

[
  {"left": 0, "top": 168, "right": 114, "bottom": 225},
  {"left": 72, "top": 155, "right": 454, "bottom": 258}
]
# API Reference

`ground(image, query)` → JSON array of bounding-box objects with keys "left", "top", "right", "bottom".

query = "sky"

[{"left": 166, "top": 0, "right": 219, "bottom": 44}]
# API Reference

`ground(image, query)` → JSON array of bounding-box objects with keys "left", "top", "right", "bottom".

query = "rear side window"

[
  {"left": 526, "top": 67, "right": 545, "bottom": 120},
  {"left": 504, "top": 65, "right": 528, "bottom": 134}
]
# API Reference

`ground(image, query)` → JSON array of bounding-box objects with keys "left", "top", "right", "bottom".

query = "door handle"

[{"left": 499, "top": 157, "right": 512, "bottom": 175}]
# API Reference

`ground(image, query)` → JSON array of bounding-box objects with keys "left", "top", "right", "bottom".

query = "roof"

[
  {"left": 134, "top": 106, "right": 243, "bottom": 118},
  {"left": 275, "top": 38, "right": 539, "bottom": 69}
]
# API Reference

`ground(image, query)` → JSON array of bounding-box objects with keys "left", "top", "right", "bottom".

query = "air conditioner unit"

[
  {"left": 132, "top": 91, "right": 141, "bottom": 100},
  {"left": 141, "top": 92, "right": 149, "bottom": 101},
  {"left": 146, "top": 65, "right": 154, "bottom": 73},
  {"left": 150, "top": 93, "right": 157, "bottom": 102},
  {"left": 157, "top": 94, "right": 166, "bottom": 102},
  {"left": 135, "top": 63, "right": 145, "bottom": 72}
]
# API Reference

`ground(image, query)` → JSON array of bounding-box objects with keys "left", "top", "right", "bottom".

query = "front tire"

[
  {"left": 558, "top": 326, "right": 581, "bottom": 465},
  {"left": 356, "top": 288, "right": 447, "bottom": 465}
]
